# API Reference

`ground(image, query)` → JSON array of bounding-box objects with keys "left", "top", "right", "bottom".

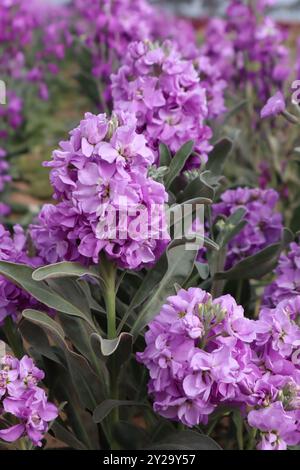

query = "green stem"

[
  {"left": 247, "top": 427, "right": 257, "bottom": 450},
  {"left": 99, "top": 256, "right": 120, "bottom": 449},
  {"left": 99, "top": 256, "right": 117, "bottom": 340},
  {"left": 236, "top": 279, "right": 243, "bottom": 304}
]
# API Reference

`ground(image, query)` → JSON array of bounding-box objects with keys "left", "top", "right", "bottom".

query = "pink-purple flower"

[
  {"left": 261, "top": 91, "right": 286, "bottom": 119},
  {"left": 137, "top": 287, "right": 261, "bottom": 427},
  {"left": 263, "top": 242, "right": 300, "bottom": 307},
  {"left": 0, "top": 224, "right": 42, "bottom": 325},
  {"left": 31, "top": 111, "right": 170, "bottom": 270},
  {"left": 0, "top": 354, "right": 58, "bottom": 447},
  {"left": 112, "top": 40, "right": 213, "bottom": 167}
]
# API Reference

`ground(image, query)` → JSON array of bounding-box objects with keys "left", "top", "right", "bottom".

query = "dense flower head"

[
  {"left": 72, "top": 0, "right": 197, "bottom": 104},
  {"left": 0, "top": 224, "right": 42, "bottom": 325},
  {"left": 137, "top": 287, "right": 262, "bottom": 427},
  {"left": 212, "top": 187, "right": 283, "bottom": 269},
  {"left": 246, "top": 297, "right": 300, "bottom": 450},
  {"left": 202, "top": 0, "right": 290, "bottom": 105},
  {"left": 138, "top": 288, "right": 300, "bottom": 450},
  {"left": 112, "top": 40, "right": 213, "bottom": 167},
  {"left": 30, "top": 111, "right": 170, "bottom": 270},
  {"left": 0, "top": 354, "right": 58, "bottom": 447},
  {"left": 264, "top": 242, "right": 300, "bottom": 308}
]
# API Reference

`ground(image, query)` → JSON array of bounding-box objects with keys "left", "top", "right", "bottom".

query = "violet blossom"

[
  {"left": 0, "top": 224, "right": 42, "bottom": 325},
  {"left": 263, "top": 242, "right": 300, "bottom": 307},
  {"left": 261, "top": 91, "right": 286, "bottom": 119},
  {"left": 30, "top": 111, "right": 170, "bottom": 271},
  {"left": 0, "top": 354, "right": 58, "bottom": 447},
  {"left": 112, "top": 40, "right": 213, "bottom": 167},
  {"left": 198, "top": 187, "right": 283, "bottom": 270},
  {"left": 137, "top": 287, "right": 262, "bottom": 427},
  {"left": 202, "top": 1, "right": 290, "bottom": 106}
]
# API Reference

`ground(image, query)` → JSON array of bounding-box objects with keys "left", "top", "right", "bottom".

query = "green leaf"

[
  {"left": 51, "top": 421, "right": 87, "bottom": 450},
  {"left": 131, "top": 242, "right": 197, "bottom": 338},
  {"left": 177, "top": 176, "right": 214, "bottom": 203},
  {"left": 204, "top": 236, "right": 220, "bottom": 251},
  {"left": 164, "top": 141, "right": 194, "bottom": 189},
  {"left": 214, "top": 228, "right": 294, "bottom": 281},
  {"left": 23, "top": 309, "right": 65, "bottom": 339},
  {"left": 93, "top": 400, "right": 147, "bottom": 423},
  {"left": 206, "top": 137, "right": 233, "bottom": 176},
  {"left": 32, "top": 262, "right": 101, "bottom": 282},
  {"left": 0, "top": 262, "right": 95, "bottom": 328},
  {"left": 91, "top": 332, "right": 133, "bottom": 368},
  {"left": 159, "top": 143, "right": 171, "bottom": 167},
  {"left": 148, "top": 430, "right": 222, "bottom": 450},
  {"left": 195, "top": 262, "right": 210, "bottom": 280},
  {"left": 216, "top": 208, "right": 247, "bottom": 248},
  {"left": 113, "top": 422, "right": 150, "bottom": 450},
  {"left": 22, "top": 309, "right": 104, "bottom": 411}
]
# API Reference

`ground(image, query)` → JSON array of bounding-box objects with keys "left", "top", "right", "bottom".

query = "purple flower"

[
  {"left": 199, "top": 187, "right": 283, "bottom": 269},
  {"left": 73, "top": 0, "right": 198, "bottom": 105},
  {"left": 248, "top": 402, "right": 299, "bottom": 450},
  {"left": 31, "top": 111, "right": 170, "bottom": 270},
  {"left": 0, "top": 224, "right": 43, "bottom": 325},
  {"left": 0, "top": 354, "right": 58, "bottom": 447},
  {"left": 112, "top": 40, "right": 213, "bottom": 167},
  {"left": 202, "top": 1, "right": 290, "bottom": 107},
  {"left": 261, "top": 91, "right": 286, "bottom": 118},
  {"left": 137, "top": 287, "right": 262, "bottom": 427},
  {"left": 264, "top": 242, "right": 300, "bottom": 307}
]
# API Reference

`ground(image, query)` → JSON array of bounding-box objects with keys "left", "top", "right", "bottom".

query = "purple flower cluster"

[
  {"left": 247, "top": 297, "right": 300, "bottom": 450},
  {"left": 0, "top": 354, "right": 58, "bottom": 447},
  {"left": 112, "top": 40, "right": 213, "bottom": 167},
  {"left": 213, "top": 187, "right": 283, "bottom": 269},
  {"left": 0, "top": 91, "right": 23, "bottom": 139},
  {"left": 0, "top": 224, "right": 42, "bottom": 325},
  {"left": 0, "top": 149, "right": 10, "bottom": 192},
  {"left": 137, "top": 288, "right": 260, "bottom": 427},
  {"left": 263, "top": 242, "right": 300, "bottom": 308},
  {"left": 202, "top": 1, "right": 290, "bottom": 105},
  {"left": 30, "top": 111, "right": 170, "bottom": 270},
  {"left": 138, "top": 287, "right": 300, "bottom": 450},
  {"left": 72, "top": 0, "right": 198, "bottom": 105}
]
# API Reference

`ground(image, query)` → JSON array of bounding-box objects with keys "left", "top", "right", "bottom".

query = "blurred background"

[{"left": 49, "top": 0, "right": 300, "bottom": 21}]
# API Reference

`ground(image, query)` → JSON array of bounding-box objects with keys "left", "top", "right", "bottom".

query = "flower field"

[{"left": 1, "top": 0, "right": 300, "bottom": 453}]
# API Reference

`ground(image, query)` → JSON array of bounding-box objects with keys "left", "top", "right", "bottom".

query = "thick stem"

[
  {"left": 99, "top": 256, "right": 117, "bottom": 340},
  {"left": 99, "top": 256, "right": 120, "bottom": 449}
]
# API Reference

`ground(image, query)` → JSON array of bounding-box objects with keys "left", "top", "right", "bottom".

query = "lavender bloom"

[
  {"left": 248, "top": 402, "right": 299, "bottom": 450},
  {"left": 31, "top": 111, "right": 170, "bottom": 271},
  {"left": 0, "top": 224, "right": 42, "bottom": 325},
  {"left": 137, "top": 287, "right": 262, "bottom": 427},
  {"left": 72, "top": 0, "right": 197, "bottom": 104},
  {"left": 202, "top": 1, "right": 290, "bottom": 106},
  {"left": 246, "top": 297, "right": 300, "bottom": 450},
  {"left": 264, "top": 242, "right": 300, "bottom": 307},
  {"left": 198, "top": 187, "right": 283, "bottom": 269},
  {"left": 261, "top": 92, "right": 286, "bottom": 119},
  {"left": 112, "top": 40, "right": 213, "bottom": 167},
  {"left": 0, "top": 149, "right": 10, "bottom": 194},
  {"left": 0, "top": 354, "right": 58, "bottom": 447},
  {"left": 138, "top": 289, "right": 300, "bottom": 450}
]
